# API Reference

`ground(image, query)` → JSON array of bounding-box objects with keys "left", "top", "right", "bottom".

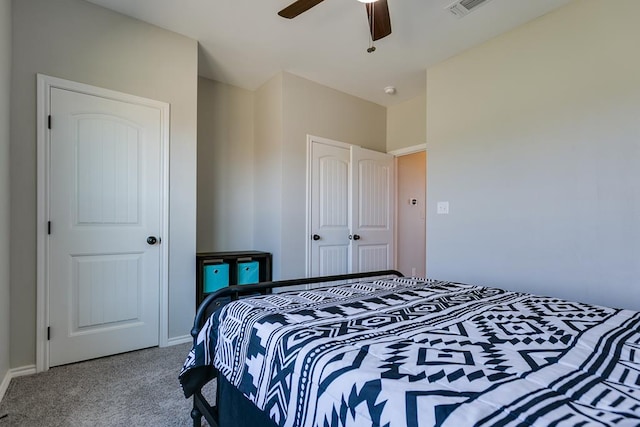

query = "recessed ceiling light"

[{"left": 384, "top": 86, "right": 396, "bottom": 95}]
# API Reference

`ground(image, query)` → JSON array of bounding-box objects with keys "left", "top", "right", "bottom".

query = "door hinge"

[
  {"left": 48, "top": 115, "right": 51, "bottom": 129},
  {"left": 48, "top": 221, "right": 51, "bottom": 235},
  {"left": 47, "top": 327, "right": 51, "bottom": 340}
]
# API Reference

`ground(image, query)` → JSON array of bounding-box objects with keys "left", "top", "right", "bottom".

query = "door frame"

[
  {"left": 388, "top": 143, "right": 427, "bottom": 275},
  {"left": 305, "top": 135, "right": 357, "bottom": 277},
  {"left": 36, "top": 74, "right": 170, "bottom": 372}
]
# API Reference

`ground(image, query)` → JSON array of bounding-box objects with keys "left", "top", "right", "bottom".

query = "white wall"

[
  {"left": 0, "top": 0, "right": 11, "bottom": 386},
  {"left": 11, "top": 0, "right": 198, "bottom": 367},
  {"left": 197, "top": 77, "right": 254, "bottom": 252},
  {"left": 426, "top": 0, "right": 640, "bottom": 310}
]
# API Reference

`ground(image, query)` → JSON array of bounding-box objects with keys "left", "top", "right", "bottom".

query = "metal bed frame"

[{"left": 188, "top": 270, "right": 403, "bottom": 427}]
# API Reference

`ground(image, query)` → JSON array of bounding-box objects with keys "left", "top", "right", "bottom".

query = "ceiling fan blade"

[
  {"left": 365, "top": 0, "right": 392, "bottom": 41},
  {"left": 278, "top": 0, "right": 325, "bottom": 19}
]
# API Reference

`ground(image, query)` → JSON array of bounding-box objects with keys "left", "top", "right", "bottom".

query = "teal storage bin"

[
  {"left": 203, "top": 263, "right": 229, "bottom": 293},
  {"left": 237, "top": 261, "right": 259, "bottom": 285}
]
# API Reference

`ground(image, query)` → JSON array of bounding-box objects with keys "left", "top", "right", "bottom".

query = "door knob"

[
  {"left": 312, "top": 234, "right": 321, "bottom": 241},
  {"left": 147, "top": 236, "right": 159, "bottom": 245},
  {"left": 352, "top": 234, "right": 361, "bottom": 241}
]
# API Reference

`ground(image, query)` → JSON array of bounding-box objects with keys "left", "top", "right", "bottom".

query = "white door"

[
  {"left": 308, "top": 138, "right": 394, "bottom": 276},
  {"left": 49, "top": 87, "right": 162, "bottom": 366},
  {"left": 309, "top": 142, "right": 351, "bottom": 276},
  {"left": 350, "top": 146, "right": 395, "bottom": 273}
]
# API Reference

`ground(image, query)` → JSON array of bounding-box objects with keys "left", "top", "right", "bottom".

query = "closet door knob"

[
  {"left": 352, "top": 234, "right": 361, "bottom": 241},
  {"left": 312, "top": 234, "right": 321, "bottom": 241}
]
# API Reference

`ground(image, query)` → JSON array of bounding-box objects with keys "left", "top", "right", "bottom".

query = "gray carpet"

[{"left": 0, "top": 343, "right": 214, "bottom": 426}]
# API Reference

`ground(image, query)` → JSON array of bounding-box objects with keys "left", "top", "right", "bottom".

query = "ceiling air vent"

[{"left": 446, "top": 0, "right": 493, "bottom": 18}]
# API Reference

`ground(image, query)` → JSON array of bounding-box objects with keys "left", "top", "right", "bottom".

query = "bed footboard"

[{"left": 186, "top": 270, "right": 403, "bottom": 427}]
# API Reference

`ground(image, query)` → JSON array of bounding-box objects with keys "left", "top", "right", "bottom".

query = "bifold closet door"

[{"left": 309, "top": 140, "right": 394, "bottom": 276}]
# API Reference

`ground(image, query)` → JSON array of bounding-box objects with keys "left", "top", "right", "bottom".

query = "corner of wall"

[
  {"left": 11, "top": 0, "right": 199, "bottom": 360},
  {"left": 253, "top": 73, "right": 284, "bottom": 279},
  {"left": 0, "top": 372, "right": 10, "bottom": 403},
  {"left": 0, "top": 0, "right": 12, "bottom": 385},
  {"left": 386, "top": 91, "right": 427, "bottom": 153}
]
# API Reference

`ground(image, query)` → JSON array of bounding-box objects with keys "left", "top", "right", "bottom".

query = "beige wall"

[
  {"left": 386, "top": 93, "right": 426, "bottom": 152},
  {"left": 426, "top": 0, "right": 640, "bottom": 310},
  {"left": 396, "top": 152, "right": 426, "bottom": 277},
  {"left": 0, "top": 0, "right": 11, "bottom": 386},
  {"left": 253, "top": 73, "right": 284, "bottom": 278},
  {"left": 197, "top": 77, "right": 254, "bottom": 252},
  {"left": 198, "top": 72, "right": 386, "bottom": 280},
  {"left": 281, "top": 72, "right": 387, "bottom": 279},
  {"left": 11, "top": 0, "right": 198, "bottom": 367}
]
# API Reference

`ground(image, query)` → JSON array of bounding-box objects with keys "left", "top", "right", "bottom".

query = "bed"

[{"left": 179, "top": 270, "right": 640, "bottom": 427}]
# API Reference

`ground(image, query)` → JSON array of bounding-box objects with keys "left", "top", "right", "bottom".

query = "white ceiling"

[{"left": 84, "top": 0, "right": 571, "bottom": 106}]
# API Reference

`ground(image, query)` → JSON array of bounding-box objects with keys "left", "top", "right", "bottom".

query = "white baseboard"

[
  {"left": 0, "top": 365, "right": 36, "bottom": 403},
  {"left": 166, "top": 335, "right": 191, "bottom": 347},
  {"left": 0, "top": 370, "right": 10, "bottom": 403}
]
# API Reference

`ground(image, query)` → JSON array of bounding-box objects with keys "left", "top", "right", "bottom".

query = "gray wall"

[
  {"left": 280, "top": 72, "right": 387, "bottom": 279},
  {"left": 0, "top": 0, "right": 11, "bottom": 384},
  {"left": 11, "top": 0, "right": 198, "bottom": 367},
  {"left": 426, "top": 0, "right": 640, "bottom": 311},
  {"left": 253, "top": 73, "right": 284, "bottom": 279},
  {"left": 197, "top": 77, "right": 254, "bottom": 252},
  {"left": 276, "top": 73, "right": 386, "bottom": 279},
  {"left": 198, "top": 72, "right": 387, "bottom": 280}
]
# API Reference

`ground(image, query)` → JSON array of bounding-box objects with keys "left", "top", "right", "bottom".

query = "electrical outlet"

[{"left": 437, "top": 201, "right": 449, "bottom": 214}]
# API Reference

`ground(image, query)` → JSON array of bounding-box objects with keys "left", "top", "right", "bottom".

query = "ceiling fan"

[{"left": 278, "top": 0, "right": 392, "bottom": 42}]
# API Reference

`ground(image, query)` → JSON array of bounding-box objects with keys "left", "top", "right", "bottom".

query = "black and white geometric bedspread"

[{"left": 180, "top": 277, "right": 640, "bottom": 426}]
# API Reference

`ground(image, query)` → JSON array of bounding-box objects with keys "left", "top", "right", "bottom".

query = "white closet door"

[
  {"left": 350, "top": 146, "right": 395, "bottom": 273},
  {"left": 308, "top": 138, "right": 395, "bottom": 277},
  {"left": 309, "top": 141, "right": 351, "bottom": 276}
]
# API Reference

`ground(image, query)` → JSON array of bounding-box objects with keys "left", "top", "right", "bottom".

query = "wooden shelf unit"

[{"left": 196, "top": 250, "right": 272, "bottom": 307}]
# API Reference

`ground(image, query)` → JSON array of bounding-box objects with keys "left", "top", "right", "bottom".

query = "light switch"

[{"left": 437, "top": 201, "right": 449, "bottom": 214}]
